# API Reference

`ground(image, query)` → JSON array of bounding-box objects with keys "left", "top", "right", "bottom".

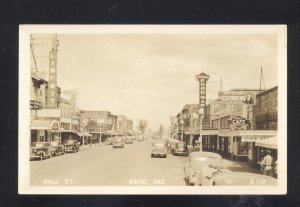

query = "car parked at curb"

[
  {"left": 50, "top": 141, "right": 65, "bottom": 156},
  {"left": 125, "top": 136, "right": 133, "bottom": 144},
  {"left": 171, "top": 141, "right": 188, "bottom": 156},
  {"left": 183, "top": 151, "right": 223, "bottom": 186},
  {"left": 30, "top": 142, "right": 52, "bottom": 161},
  {"left": 64, "top": 140, "right": 80, "bottom": 153},
  {"left": 113, "top": 137, "right": 125, "bottom": 148}
]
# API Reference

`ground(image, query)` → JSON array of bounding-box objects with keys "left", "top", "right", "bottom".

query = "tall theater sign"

[
  {"left": 47, "top": 34, "right": 59, "bottom": 108},
  {"left": 196, "top": 73, "right": 210, "bottom": 110}
]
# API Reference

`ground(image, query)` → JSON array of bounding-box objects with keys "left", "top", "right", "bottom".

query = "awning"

[
  {"left": 30, "top": 120, "right": 51, "bottom": 130},
  {"left": 185, "top": 130, "right": 219, "bottom": 136},
  {"left": 77, "top": 132, "right": 92, "bottom": 137},
  {"left": 255, "top": 136, "right": 277, "bottom": 149},
  {"left": 61, "top": 130, "right": 76, "bottom": 133},
  {"left": 218, "top": 129, "right": 277, "bottom": 137}
]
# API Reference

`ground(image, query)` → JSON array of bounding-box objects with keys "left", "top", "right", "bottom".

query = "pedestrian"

[
  {"left": 274, "top": 160, "right": 278, "bottom": 178},
  {"left": 192, "top": 138, "right": 195, "bottom": 148},
  {"left": 261, "top": 150, "right": 274, "bottom": 177}
]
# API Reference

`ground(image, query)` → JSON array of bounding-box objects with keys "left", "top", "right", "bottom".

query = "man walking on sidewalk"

[{"left": 261, "top": 150, "right": 274, "bottom": 177}]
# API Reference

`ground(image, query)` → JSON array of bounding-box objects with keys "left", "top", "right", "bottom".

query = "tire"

[
  {"left": 39, "top": 153, "right": 43, "bottom": 161},
  {"left": 151, "top": 154, "right": 153, "bottom": 158},
  {"left": 164, "top": 155, "right": 167, "bottom": 158}
]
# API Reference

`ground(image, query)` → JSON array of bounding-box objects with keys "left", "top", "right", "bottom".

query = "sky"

[{"left": 31, "top": 32, "right": 278, "bottom": 131}]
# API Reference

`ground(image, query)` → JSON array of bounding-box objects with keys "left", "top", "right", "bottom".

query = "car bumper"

[{"left": 152, "top": 153, "right": 167, "bottom": 156}]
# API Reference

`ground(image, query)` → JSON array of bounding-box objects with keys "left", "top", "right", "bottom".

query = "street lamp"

[{"left": 198, "top": 108, "right": 204, "bottom": 151}]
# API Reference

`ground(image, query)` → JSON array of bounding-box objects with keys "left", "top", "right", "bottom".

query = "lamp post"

[
  {"left": 198, "top": 108, "right": 204, "bottom": 151},
  {"left": 180, "top": 119, "right": 184, "bottom": 142}
]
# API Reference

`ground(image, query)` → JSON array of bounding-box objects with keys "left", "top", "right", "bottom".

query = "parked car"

[
  {"left": 211, "top": 172, "right": 277, "bottom": 186},
  {"left": 113, "top": 137, "right": 125, "bottom": 148},
  {"left": 170, "top": 140, "right": 179, "bottom": 154},
  {"left": 137, "top": 135, "right": 144, "bottom": 142},
  {"left": 151, "top": 142, "right": 167, "bottom": 158},
  {"left": 50, "top": 141, "right": 65, "bottom": 156},
  {"left": 30, "top": 142, "right": 52, "bottom": 160},
  {"left": 64, "top": 140, "right": 80, "bottom": 152},
  {"left": 171, "top": 141, "right": 188, "bottom": 156},
  {"left": 195, "top": 163, "right": 231, "bottom": 186},
  {"left": 183, "top": 151, "right": 223, "bottom": 186},
  {"left": 125, "top": 136, "right": 133, "bottom": 144}
]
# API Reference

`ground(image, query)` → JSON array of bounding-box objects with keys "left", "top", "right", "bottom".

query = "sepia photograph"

[{"left": 19, "top": 25, "right": 287, "bottom": 194}]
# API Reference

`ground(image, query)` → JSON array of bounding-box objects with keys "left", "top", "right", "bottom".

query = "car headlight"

[{"left": 34, "top": 149, "right": 37, "bottom": 152}]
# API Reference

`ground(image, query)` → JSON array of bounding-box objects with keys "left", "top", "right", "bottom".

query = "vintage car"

[
  {"left": 151, "top": 142, "right": 167, "bottom": 158},
  {"left": 210, "top": 172, "right": 277, "bottom": 186},
  {"left": 137, "top": 135, "right": 144, "bottom": 142},
  {"left": 183, "top": 151, "right": 223, "bottom": 185},
  {"left": 170, "top": 140, "right": 179, "bottom": 154},
  {"left": 171, "top": 141, "right": 188, "bottom": 156},
  {"left": 64, "top": 140, "right": 80, "bottom": 153},
  {"left": 50, "top": 141, "right": 65, "bottom": 156},
  {"left": 30, "top": 142, "right": 52, "bottom": 160},
  {"left": 113, "top": 137, "right": 125, "bottom": 148},
  {"left": 125, "top": 136, "right": 133, "bottom": 144}
]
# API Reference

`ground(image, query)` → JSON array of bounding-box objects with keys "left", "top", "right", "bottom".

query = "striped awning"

[{"left": 255, "top": 136, "right": 277, "bottom": 149}]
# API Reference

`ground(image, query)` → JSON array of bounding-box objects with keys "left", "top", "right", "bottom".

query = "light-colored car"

[
  {"left": 151, "top": 142, "right": 167, "bottom": 158},
  {"left": 137, "top": 135, "right": 144, "bottom": 142},
  {"left": 183, "top": 151, "right": 222, "bottom": 186},
  {"left": 30, "top": 142, "right": 52, "bottom": 160},
  {"left": 211, "top": 172, "right": 277, "bottom": 186},
  {"left": 125, "top": 136, "right": 133, "bottom": 144},
  {"left": 50, "top": 141, "right": 65, "bottom": 156},
  {"left": 113, "top": 137, "right": 125, "bottom": 148}
]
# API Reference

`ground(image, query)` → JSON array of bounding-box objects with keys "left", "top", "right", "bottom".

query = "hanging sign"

[{"left": 229, "top": 115, "right": 249, "bottom": 130}]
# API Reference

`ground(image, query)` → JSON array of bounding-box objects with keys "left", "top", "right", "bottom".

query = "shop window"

[{"left": 237, "top": 140, "right": 248, "bottom": 155}]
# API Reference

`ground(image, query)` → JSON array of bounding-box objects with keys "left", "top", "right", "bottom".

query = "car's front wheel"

[{"left": 39, "top": 153, "right": 43, "bottom": 161}]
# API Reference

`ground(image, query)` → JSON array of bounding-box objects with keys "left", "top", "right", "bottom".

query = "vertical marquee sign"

[
  {"left": 196, "top": 73, "right": 210, "bottom": 110},
  {"left": 47, "top": 34, "right": 59, "bottom": 108}
]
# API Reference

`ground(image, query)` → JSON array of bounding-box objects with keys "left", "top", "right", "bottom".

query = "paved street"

[
  {"left": 30, "top": 139, "right": 259, "bottom": 186},
  {"left": 30, "top": 139, "right": 188, "bottom": 186}
]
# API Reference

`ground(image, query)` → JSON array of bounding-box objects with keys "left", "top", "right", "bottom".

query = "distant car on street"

[
  {"left": 137, "top": 135, "right": 144, "bottom": 142},
  {"left": 50, "top": 141, "right": 65, "bottom": 156},
  {"left": 113, "top": 137, "right": 125, "bottom": 148},
  {"left": 64, "top": 140, "right": 80, "bottom": 153},
  {"left": 151, "top": 142, "right": 167, "bottom": 158},
  {"left": 125, "top": 136, "right": 133, "bottom": 144},
  {"left": 171, "top": 141, "right": 188, "bottom": 156},
  {"left": 183, "top": 151, "right": 223, "bottom": 186},
  {"left": 210, "top": 172, "right": 277, "bottom": 186},
  {"left": 30, "top": 142, "right": 52, "bottom": 160}
]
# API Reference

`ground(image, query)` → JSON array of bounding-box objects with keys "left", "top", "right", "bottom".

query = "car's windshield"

[
  {"left": 31, "top": 143, "right": 44, "bottom": 148},
  {"left": 153, "top": 143, "right": 165, "bottom": 148},
  {"left": 65, "top": 140, "right": 75, "bottom": 144}
]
